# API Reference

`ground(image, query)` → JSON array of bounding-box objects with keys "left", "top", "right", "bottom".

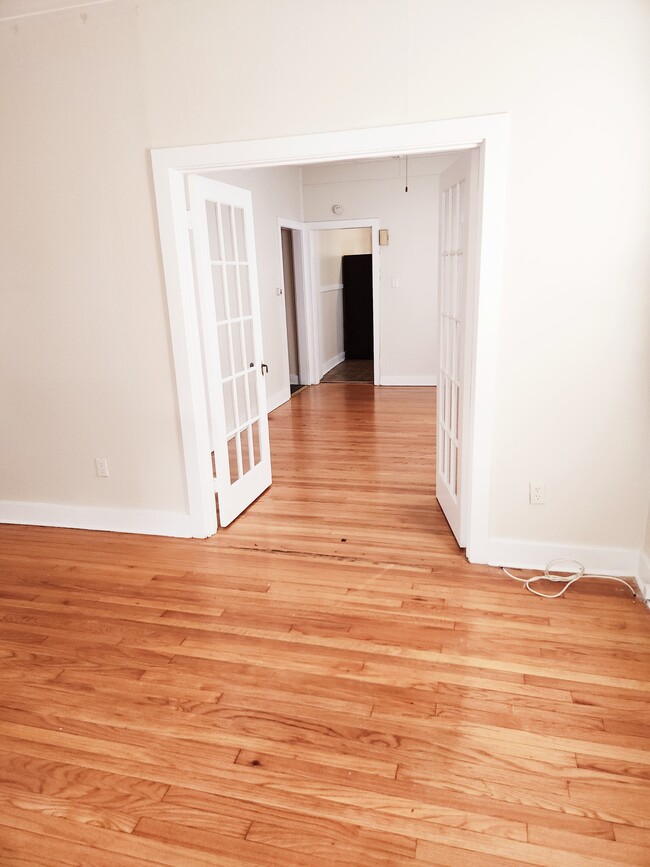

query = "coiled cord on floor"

[{"left": 502, "top": 558, "right": 640, "bottom": 601}]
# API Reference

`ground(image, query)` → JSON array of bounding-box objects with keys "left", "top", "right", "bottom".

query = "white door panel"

[
  {"left": 436, "top": 151, "right": 476, "bottom": 547},
  {"left": 189, "top": 176, "right": 271, "bottom": 527}
]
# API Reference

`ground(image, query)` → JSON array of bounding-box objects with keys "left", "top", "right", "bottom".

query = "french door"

[
  {"left": 436, "top": 152, "right": 475, "bottom": 547},
  {"left": 188, "top": 176, "right": 271, "bottom": 526}
]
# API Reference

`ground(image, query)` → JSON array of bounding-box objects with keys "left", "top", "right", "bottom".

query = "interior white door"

[
  {"left": 436, "top": 152, "right": 475, "bottom": 547},
  {"left": 189, "top": 175, "right": 271, "bottom": 526}
]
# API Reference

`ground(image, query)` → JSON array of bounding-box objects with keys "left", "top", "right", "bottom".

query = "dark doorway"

[{"left": 342, "top": 253, "right": 373, "bottom": 360}]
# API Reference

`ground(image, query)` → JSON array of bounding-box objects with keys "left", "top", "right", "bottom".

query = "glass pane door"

[{"left": 189, "top": 177, "right": 271, "bottom": 526}]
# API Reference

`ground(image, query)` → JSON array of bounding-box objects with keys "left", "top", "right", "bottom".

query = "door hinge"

[{"left": 185, "top": 210, "right": 193, "bottom": 230}]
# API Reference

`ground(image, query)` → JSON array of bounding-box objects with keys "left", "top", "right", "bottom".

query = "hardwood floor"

[{"left": 1, "top": 384, "right": 649, "bottom": 866}]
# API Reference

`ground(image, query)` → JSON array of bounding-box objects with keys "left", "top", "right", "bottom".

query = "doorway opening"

[
  {"left": 313, "top": 226, "right": 373, "bottom": 385},
  {"left": 151, "top": 115, "right": 509, "bottom": 563},
  {"left": 277, "top": 217, "right": 381, "bottom": 393},
  {"left": 192, "top": 152, "right": 475, "bottom": 543}
]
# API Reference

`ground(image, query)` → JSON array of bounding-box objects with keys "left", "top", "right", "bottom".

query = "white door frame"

[
  {"left": 304, "top": 219, "right": 380, "bottom": 386},
  {"left": 151, "top": 115, "right": 509, "bottom": 563},
  {"left": 277, "top": 219, "right": 312, "bottom": 387}
]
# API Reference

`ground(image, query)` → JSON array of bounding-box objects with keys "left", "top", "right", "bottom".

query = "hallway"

[{"left": 220, "top": 383, "right": 454, "bottom": 564}]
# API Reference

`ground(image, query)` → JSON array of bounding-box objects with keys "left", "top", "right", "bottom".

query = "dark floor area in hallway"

[{"left": 320, "top": 358, "right": 373, "bottom": 383}]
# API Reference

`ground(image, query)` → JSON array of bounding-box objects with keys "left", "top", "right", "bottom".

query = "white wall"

[
  {"left": 205, "top": 166, "right": 304, "bottom": 410},
  {"left": 312, "top": 227, "right": 371, "bottom": 375},
  {"left": 0, "top": 0, "right": 648, "bottom": 565},
  {"left": 303, "top": 154, "right": 455, "bottom": 383},
  {"left": 0, "top": 2, "right": 187, "bottom": 524}
]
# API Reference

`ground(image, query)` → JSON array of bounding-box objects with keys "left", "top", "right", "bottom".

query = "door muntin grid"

[
  {"left": 207, "top": 201, "right": 263, "bottom": 485},
  {"left": 438, "top": 180, "right": 464, "bottom": 500},
  {"left": 189, "top": 175, "right": 271, "bottom": 528}
]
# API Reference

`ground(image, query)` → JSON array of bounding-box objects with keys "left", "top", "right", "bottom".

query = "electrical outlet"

[
  {"left": 529, "top": 482, "right": 545, "bottom": 505},
  {"left": 95, "top": 457, "right": 109, "bottom": 478}
]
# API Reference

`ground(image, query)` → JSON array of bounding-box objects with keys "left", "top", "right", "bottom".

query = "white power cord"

[{"left": 502, "top": 558, "right": 640, "bottom": 601}]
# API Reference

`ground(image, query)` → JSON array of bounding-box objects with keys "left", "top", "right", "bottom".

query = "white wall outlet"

[
  {"left": 529, "top": 481, "right": 545, "bottom": 505},
  {"left": 95, "top": 457, "right": 109, "bottom": 478}
]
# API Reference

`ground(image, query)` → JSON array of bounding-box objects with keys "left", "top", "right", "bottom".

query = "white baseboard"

[
  {"left": 289, "top": 374, "right": 300, "bottom": 386},
  {"left": 0, "top": 500, "right": 193, "bottom": 537},
  {"left": 381, "top": 374, "right": 438, "bottom": 386},
  {"left": 267, "top": 386, "right": 291, "bottom": 413},
  {"left": 487, "top": 537, "right": 640, "bottom": 579},
  {"left": 321, "top": 352, "right": 345, "bottom": 378},
  {"left": 638, "top": 550, "right": 650, "bottom": 600}
]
